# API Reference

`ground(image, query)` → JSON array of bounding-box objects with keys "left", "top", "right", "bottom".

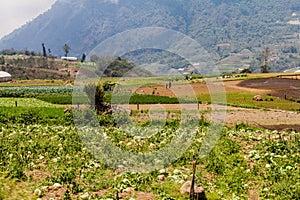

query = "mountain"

[{"left": 0, "top": 0, "right": 300, "bottom": 72}]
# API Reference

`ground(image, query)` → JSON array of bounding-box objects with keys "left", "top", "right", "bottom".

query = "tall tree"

[
  {"left": 63, "top": 44, "right": 71, "bottom": 57},
  {"left": 81, "top": 53, "right": 86, "bottom": 63},
  {"left": 42, "top": 43, "right": 47, "bottom": 57}
]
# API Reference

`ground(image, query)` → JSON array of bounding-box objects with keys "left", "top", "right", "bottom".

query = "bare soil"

[
  {"left": 223, "top": 108, "right": 300, "bottom": 132},
  {"left": 135, "top": 77, "right": 300, "bottom": 100},
  {"left": 127, "top": 77, "right": 300, "bottom": 131},
  {"left": 121, "top": 104, "right": 300, "bottom": 132},
  {"left": 238, "top": 77, "right": 300, "bottom": 100}
]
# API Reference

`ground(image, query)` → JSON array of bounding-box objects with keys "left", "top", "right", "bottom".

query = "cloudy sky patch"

[
  {"left": 0, "top": 0, "right": 57, "bottom": 39},
  {"left": 105, "top": 0, "right": 119, "bottom": 4}
]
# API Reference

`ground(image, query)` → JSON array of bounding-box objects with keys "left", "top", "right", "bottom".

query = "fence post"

[
  {"left": 116, "top": 191, "right": 119, "bottom": 200},
  {"left": 190, "top": 160, "right": 197, "bottom": 199}
]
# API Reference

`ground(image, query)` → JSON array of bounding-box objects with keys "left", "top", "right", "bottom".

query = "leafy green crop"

[{"left": 0, "top": 100, "right": 299, "bottom": 199}]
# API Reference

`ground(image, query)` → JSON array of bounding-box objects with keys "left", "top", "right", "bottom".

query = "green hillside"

[{"left": 0, "top": 0, "right": 299, "bottom": 72}]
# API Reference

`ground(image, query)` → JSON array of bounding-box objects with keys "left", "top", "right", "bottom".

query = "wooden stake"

[
  {"left": 190, "top": 160, "right": 197, "bottom": 199},
  {"left": 116, "top": 191, "right": 119, "bottom": 200}
]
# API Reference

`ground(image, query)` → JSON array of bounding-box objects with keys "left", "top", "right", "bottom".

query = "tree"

[
  {"left": 63, "top": 44, "right": 71, "bottom": 57},
  {"left": 81, "top": 53, "right": 86, "bottom": 63},
  {"left": 42, "top": 43, "right": 47, "bottom": 57},
  {"left": 84, "top": 82, "right": 106, "bottom": 113},
  {"left": 102, "top": 57, "right": 136, "bottom": 77},
  {"left": 0, "top": 56, "right": 5, "bottom": 65},
  {"left": 260, "top": 47, "right": 271, "bottom": 73}
]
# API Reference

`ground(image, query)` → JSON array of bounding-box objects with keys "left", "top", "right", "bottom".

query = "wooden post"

[
  {"left": 197, "top": 102, "right": 200, "bottom": 110},
  {"left": 116, "top": 191, "right": 119, "bottom": 200},
  {"left": 137, "top": 104, "right": 140, "bottom": 110},
  {"left": 15, "top": 101, "right": 18, "bottom": 107},
  {"left": 190, "top": 160, "right": 197, "bottom": 199}
]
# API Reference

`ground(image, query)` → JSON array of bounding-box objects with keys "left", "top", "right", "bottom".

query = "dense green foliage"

[
  {"left": 0, "top": 104, "right": 299, "bottom": 199},
  {"left": 0, "top": 86, "right": 73, "bottom": 97},
  {"left": 0, "top": 49, "right": 41, "bottom": 56},
  {"left": 0, "top": 107, "right": 70, "bottom": 126},
  {"left": 0, "top": 86, "right": 183, "bottom": 105},
  {"left": 0, "top": 86, "right": 76, "bottom": 104},
  {"left": 0, "top": 98, "right": 70, "bottom": 125},
  {"left": 87, "top": 56, "right": 153, "bottom": 77}
]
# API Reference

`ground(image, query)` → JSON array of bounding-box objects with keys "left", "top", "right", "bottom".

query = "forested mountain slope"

[{"left": 0, "top": 0, "right": 299, "bottom": 72}]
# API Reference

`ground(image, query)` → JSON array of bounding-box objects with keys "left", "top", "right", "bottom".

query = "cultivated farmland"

[{"left": 0, "top": 73, "right": 299, "bottom": 199}]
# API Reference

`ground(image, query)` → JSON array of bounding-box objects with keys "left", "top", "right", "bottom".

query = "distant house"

[
  {"left": 61, "top": 56, "right": 78, "bottom": 61},
  {"left": 0, "top": 71, "right": 12, "bottom": 82}
]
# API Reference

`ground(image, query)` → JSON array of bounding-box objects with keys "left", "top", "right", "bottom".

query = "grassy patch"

[
  {"left": 0, "top": 98, "right": 61, "bottom": 108},
  {"left": 107, "top": 93, "right": 181, "bottom": 104},
  {"left": 0, "top": 106, "right": 70, "bottom": 125},
  {"left": 0, "top": 173, "right": 35, "bottom": 200},
  {"left": 197, "top": 92, "right": 300, "bottom": 111}
]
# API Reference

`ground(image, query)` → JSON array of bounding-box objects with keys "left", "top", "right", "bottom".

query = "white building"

[
  {"left": 0, "top": 71, "right": 12, "bottom": 82},
  {"left": 61, "top": 56, "right": 78, "bottom": 61}
]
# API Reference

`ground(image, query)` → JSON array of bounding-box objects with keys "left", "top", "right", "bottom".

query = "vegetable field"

[{"left": 0, "top": 104, "right": 299, "bottom": 199}]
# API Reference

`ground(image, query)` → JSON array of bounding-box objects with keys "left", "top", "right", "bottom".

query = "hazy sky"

[{"left": 0, "top": 0, "right": 57, "bottom": 39}]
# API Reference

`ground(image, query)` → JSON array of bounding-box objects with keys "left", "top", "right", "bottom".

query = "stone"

[
  {"left": 80, "top": 192, "right": 90, "bottom": 199},
  {"left": 158, "top": 175, "right": 165, "bottom": 180},
  {"left": 53, "top": 183, "right": 62, "bottom": 188},
  {"left": 180, "top": 181, "right": 192, "bottom": 194},
  {"left": 124, "top": 187, "right": 135, "bottom": 193},
  {"left": 180, "top": 181, "right": 205, "bottom": 196},
  {"left": 253, "top": 95, "right": 263, "bottom": 101}
]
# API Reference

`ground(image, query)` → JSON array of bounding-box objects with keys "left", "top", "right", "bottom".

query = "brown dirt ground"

[
  {"left": 126, "top": 78, "right": 300, "bottom": 131},
  {"left": 135, "top": 77, "right": 300, "bottom": 99},
  {"left": 0, "top": 80, "right": 64, "bottom": 85},
  {"left": 238, "top": 77, "right": 300, "bottom": 100},
  {"left": 120, "top": 104, "right": 300, "bottom": 132},
  {"left": 119, "top": 191, "right": 157, "bottom": 200},
  {"left": 135, "top": 79, "right": 273, "bottom": 97},
  {"left": 223, "top": 109, "right": 300, "bottom": 132}
]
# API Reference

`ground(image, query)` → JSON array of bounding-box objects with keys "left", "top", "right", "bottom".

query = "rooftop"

[{"left": 0, "top": 71, "right": 12, "bottom": 78}]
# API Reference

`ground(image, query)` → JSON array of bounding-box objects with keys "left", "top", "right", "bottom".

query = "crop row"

[
  {"left": 0, "top": 104, "right": 299, "bottom": 199},
  {"left": 0, "top": 86, "right": 75, "bottom": 98}
]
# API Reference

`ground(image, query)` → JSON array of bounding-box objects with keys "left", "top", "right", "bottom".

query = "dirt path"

[
  {"left": 223, "top": 109, "right": 300, "bottom": 131},
  {"left": 118, "top": 104, "right": 300, "bottom": 132}
]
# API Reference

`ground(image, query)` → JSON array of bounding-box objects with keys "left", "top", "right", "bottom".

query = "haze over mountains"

[{"left": 0, "top": 0, "right": 300, "bottom": 72}]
